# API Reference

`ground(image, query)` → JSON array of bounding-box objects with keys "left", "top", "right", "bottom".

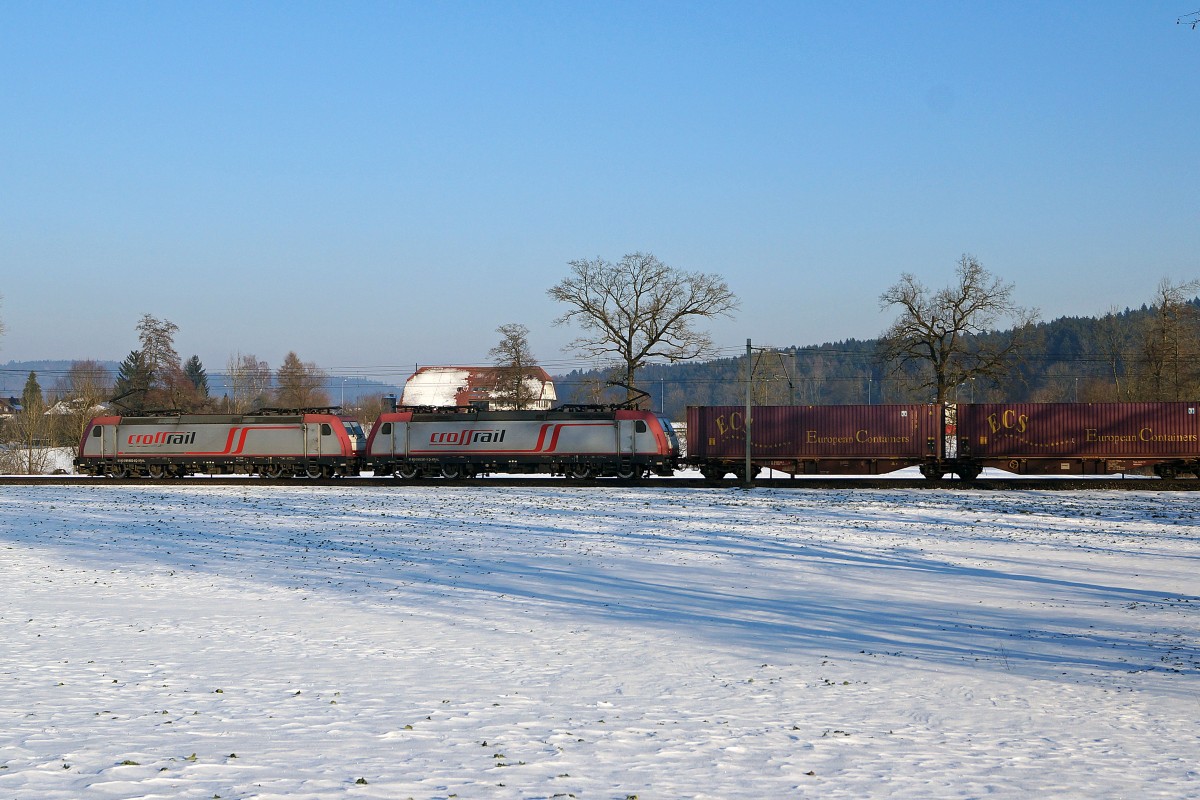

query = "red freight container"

[
  {"left": 956, "top": 402, "right": 1200, "bottom": 476},
  {"left": 686, "top": 405, "right": 941, "bottom": 477}
]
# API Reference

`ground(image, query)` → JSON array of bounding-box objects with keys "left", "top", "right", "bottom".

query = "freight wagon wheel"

[
  {"left": 1154, "top": 465, "right": 1179, "bottom": 480},
  {"left": 395, "top": 464, "right": 422, "bottom": 481},
  {"left": 919, "top": 464, "right": 946, "bottom": 481},
  {"left": 729, "top": 465, "right": 761, "bottom": 482},
  {"left": 955, "top": 465, "right": 982, "bottom": 481},
  {"left": 700, "top": 467, "right": 727, "bottom": 481},
  {"left": 147, "top": 465, "right": 167, "bottom": 479}
]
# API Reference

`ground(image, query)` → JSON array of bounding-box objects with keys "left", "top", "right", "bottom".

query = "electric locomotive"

[
  {"left": 74, "top": 408, "right": 366, "bottom": 478},
  {"left": 364, "top": 405, "right": 680, "bottom": 479}
]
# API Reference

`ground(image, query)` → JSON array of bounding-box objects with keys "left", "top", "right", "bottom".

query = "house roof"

[{"left": 400, "top": 366, "right": 556, "bottom": 407}]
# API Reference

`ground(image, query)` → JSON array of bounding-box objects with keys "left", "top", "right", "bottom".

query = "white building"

[{"left": 400, "top": 366, "right": 557, "bottom": 411}]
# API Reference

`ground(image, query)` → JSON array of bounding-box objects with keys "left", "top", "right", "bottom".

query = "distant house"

[
  {"left": 0, "top": 397, "right": 19, "bottom": 419},
  {"left": 45, "top": 398, "right": 111, "bottom": 417},
  {"left": 400, "top": 366, "right": 557, "bottom": 411}
]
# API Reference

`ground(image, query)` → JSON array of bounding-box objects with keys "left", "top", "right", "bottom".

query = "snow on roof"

[
  {"left": 401, "top": 366, "right": 557, "bottom": 409},
  {"left": 401, "top": 367, "right": 472, "bottom": 407}
]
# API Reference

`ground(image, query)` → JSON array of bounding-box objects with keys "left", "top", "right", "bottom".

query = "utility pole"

[
  {"left": 791, "top": 350, "right": 797, "bottom": 405},
  {"left": 744, "top": 338, "right": 753, "bottom": 488}
]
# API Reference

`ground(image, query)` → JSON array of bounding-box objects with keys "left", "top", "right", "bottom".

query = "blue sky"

[{"left": 2, "top": 1, "right": 1197, "bottom": 385}]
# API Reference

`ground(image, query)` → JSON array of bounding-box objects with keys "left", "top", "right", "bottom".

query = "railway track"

[{"left": 2, "top": 475, "right": 1197, "bottom": 490}]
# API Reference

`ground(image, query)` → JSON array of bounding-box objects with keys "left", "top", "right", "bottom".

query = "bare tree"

[
  {"left": 353, "top": 393, "right": 388, "bottom": 431},
  {"left": 1137, "top": 277, "right": 1200, "bottom": 400},
  {"left": 137, "top": 314, "right": 181, "bottom": 375},
  {"left": 55, "top": 360, "right": 114, "bottom": 445},
  {"left": 226, "top": 353, "right": 273, "bottom": 412},
  {"left": 548, "top": 252, "right": 738, "bottom": 403},
  {"left": 1094, "top": 307, "right": 1134, "bottom": 401},
  {"left": 132, "top": 314, "right": 207, "bottom": 410},
  {"left": 878, "top": 254, "right": 1039, "bottom": 404},
  {"left": 487, "top": 323, "right": 542, "bottom": 410},
  {"left": 274, "top": 352, "right": 330, "bottom": 408}
]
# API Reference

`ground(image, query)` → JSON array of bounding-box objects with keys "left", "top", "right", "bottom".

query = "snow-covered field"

[{"left": 1, "top": 484, "right": 1197, "bottom": 799}]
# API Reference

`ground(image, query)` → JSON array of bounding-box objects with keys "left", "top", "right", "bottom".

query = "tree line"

[
  {"left": 2, "top": 256, "right": 1198, "bottom": 472},
  {"left": 0, "top": 312, "right": 354, "bottom": 471}
]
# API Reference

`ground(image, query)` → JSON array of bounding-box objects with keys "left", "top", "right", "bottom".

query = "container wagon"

[
  {"left": 75, "top": 409, "right": 366, "bottom": 478},
  {"left": 954, "top": 402, "right": 1200, "bottom": 478},
  {"left": 685, "top": 404, "right": 943, "bottom": 480},
  {"left": 365, "top": 406, "right": 680, "bottom": 479}
]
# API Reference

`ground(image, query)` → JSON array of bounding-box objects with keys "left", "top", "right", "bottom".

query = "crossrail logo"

[
  {"left": 127, "top": 431, "right": 197, "bottom": 446},
  {"left": 428, "top": 429, "right": 507, "bottom": 446}
]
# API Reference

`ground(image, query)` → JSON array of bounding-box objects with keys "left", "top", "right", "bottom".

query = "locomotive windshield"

[
  {"left": 343, "top": 420, "right": 366, "bottom": 451},
  {"left": 658, "top": 415, "right": 681, "bottom": 454}
]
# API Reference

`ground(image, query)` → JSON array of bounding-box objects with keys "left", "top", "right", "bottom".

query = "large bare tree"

[
  {"left": 878, "top": 254, "right": 1039, "bottom": 404},
  {"left": 487, "top": 323, "right": 542, "bottom": 410},
  {"left": 548, "top": 252, "right": 738, "bottom": 403},
  {"left": 274, "top": 351, "right": 330, "bottom": 409},
  {"left": 136, "top": 314, "right": 180, "bottom": 375},
  {"left": 133, "top": 314, "right": 207, "bottom": 411}
]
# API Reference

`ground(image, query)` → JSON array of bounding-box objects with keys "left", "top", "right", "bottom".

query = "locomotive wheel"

[
  {"left": 440, "top": 464, "right": 465, "bottom": 480},
  {"left": 305, "top": 464, "right": 326, "bottom": 479},
  {"left": 395, "top": 463, "right": 422, "bottom": 481},
  {"left": 147, "top": 464, "right": 167, "bottom": 479},
  {"left": 112, "top": 464, "right": 132, "bottom": 479},
  {"left": 262, "top": 464, "right": 286, "bottom": 479},
  {"left": 615, "top": 466, "right": 640, "bottom": 480},
  {"left": 568, "top": 465, "right": 594, "bottom": 479}
]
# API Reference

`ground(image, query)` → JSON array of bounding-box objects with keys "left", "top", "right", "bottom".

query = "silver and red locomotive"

[
  {"left": 74, "top": 408, "right": 365, "bottom": 478},
  {"left": 364, "top": 405, "right": 680, "bottom": 479}
]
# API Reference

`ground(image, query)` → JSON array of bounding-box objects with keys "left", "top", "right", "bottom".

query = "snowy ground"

[{"left": 1, "top": 485, "right": 1197, "bottom": 799}]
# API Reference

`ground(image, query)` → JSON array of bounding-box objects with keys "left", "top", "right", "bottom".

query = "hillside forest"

[{"left": 557, "top": 298, "right": 1200, "bottom": 419}]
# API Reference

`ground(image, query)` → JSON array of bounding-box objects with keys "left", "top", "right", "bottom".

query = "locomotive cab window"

[
  {"left": 636, "top": 420, "right": 647, "bottom": 433},
  {"left": 380, "top": 422, "right": 392, "bottom": 435},
  {"left": 92, "top": 427, "right": 103, "bottom": 437},
  {"left": 321, "top": 423, "right": 333, "bottom": 436}
]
